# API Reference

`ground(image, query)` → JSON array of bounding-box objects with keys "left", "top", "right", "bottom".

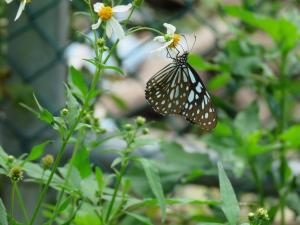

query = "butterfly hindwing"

[{"left": 179, "top": 65, "right": 217, "bottom": 131}]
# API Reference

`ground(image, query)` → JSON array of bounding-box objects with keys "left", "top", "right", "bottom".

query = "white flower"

[
  {"left": 5, "top": 0, "right": 30, "bottom": 21},
  {"left": 152, "top": 23, "right": 181, "bottom": 53},
  {"left": 92, "top": 2, "right": 132, "bottom": 40}
]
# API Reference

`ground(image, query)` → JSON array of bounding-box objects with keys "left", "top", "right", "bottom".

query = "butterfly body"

[{"left": 145, "top": 51, "right": 217, "bottom": 131}]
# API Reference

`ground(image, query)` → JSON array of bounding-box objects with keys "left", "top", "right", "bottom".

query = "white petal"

[
  {"left": 106, "top": 22, "right": 113, "bottom": 38},
  {"left": 113, "top": 3, "right": 132, "bottom": 13},
  {"left": 5, "top": 0, "right": 13, "bottom": 4},
  {"left": 91, "top": 18, "right": 102, "bottom": 30},
  {"left": 153, "top": 36, "right": 165, "bottom": 43},
  {"left": 151, "top": 40, "right": 172, "bottom": 53},
  {"left": 93, "top": 2, "right": 104, "bottom": 13},
  {"left": 14, "top": 0, "right": 26, "bottom": 21},
  {"left": 109, "top": 17, "right": 125, "bottom": 39},
  {"left": 163, "top": 23, "right": 176, "bottom": 35}
]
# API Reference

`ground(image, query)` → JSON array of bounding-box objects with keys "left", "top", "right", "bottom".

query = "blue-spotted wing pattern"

[{"left": 145, "top": 52, "right": 217, "bottom": 131}]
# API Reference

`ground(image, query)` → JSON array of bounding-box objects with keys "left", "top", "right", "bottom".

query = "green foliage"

[
  {"left": 218, "top": 163, "right": 240, "bottom": 225},
  {"left": 1, "top": 1, "right": 300, "bottom": 225},
  {"left": 26, "top": 141, "right": 52, "bottom": 162},
  {"left": 138, "top": 158, "right": 166, "bottom": 221},
  {"left": 0, "top": 198, "right": 8, "bottom": 225}
]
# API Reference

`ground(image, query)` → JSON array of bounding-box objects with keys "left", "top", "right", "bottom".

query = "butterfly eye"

[{"left": 145, "top": 52, "right": 217, "bottom": 131}]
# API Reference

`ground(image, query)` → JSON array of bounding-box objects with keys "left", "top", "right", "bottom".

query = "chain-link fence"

[{"left": 0, "top": 0, "right": 221, "bottom": 154}]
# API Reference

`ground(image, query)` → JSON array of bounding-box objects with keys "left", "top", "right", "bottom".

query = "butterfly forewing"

[
  {"left": 146, "top": 63, "right": 188, "bottom": 115},
  {"left": 145, "top": 52, "right": 217, "bottom": 131}
]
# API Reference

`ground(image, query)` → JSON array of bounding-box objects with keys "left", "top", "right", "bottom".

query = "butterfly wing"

[
  {"left": 145, "top": 63, "right": 188, "bottom": 115},
  {"left": 145, "top": 62, "right": 217, "bottom": 131},
  {"left": 180, "top": 64, "right": 217, "bottom": 131}
]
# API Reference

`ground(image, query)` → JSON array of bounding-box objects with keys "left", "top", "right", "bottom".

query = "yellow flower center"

[
  {"left": 168, "top": 34, "right": 181, "bottom": 48},
  {"left": 98, "top": 6, "right": 113, "bottom": 21}
]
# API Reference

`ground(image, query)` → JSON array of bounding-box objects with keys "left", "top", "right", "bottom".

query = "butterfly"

[{"left": 145, "top": 51, "right": 217, "bottom": 132}]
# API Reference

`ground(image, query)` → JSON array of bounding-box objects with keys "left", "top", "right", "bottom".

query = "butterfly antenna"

[
  {"left": 175, "top": 46, "right": 181, "bottom": 55},
  {"left": 178, "top": 43, "right": 185, "bottom": 53},
  {"left": 183, "top": 34, "right": 190, "bottom": 52},
  {"left": 191, "top": 35, "right": 196, "bottom": 51}
]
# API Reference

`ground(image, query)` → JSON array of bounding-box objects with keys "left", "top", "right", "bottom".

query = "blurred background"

[{"left": 0, "top": 0, "right": 300, "bottom": 224}]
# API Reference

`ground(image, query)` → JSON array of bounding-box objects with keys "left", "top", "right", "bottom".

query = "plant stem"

[
  {"left": 10, "top": 182, "right": 16, "bottom": 225},
  {"left": 15, "top": 184, "right": 30, "bottom": 224},
  {"left": 28, "top": 128, "right": 78, "bottom": 225},
  {"left": 278, "top": 51, "right": 288, "bottom": 225},
  {"left": 47, "top": 129, "right": 85, "bottom": 225},
  {"left": 105, "top": 154, "right": 129, "bottom": 224},
  {"left": 248, "top": 159, "right": 264, "bottom": 206}
]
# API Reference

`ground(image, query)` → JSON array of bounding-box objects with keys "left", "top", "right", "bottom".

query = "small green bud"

[
  {"left": 96, "top": 38, "right": 105, "bottom": 48},
  {"left": 84, "top": 114, "right": 93, "bottom": 124},
  {"left": 93, "top": 117, "right": 100, "bottom": 125},
  {"left": 9, "top": 166, "right": 23, "bottom": 182},
  {"left": 60, "top": 108, "right": 69, "bottom": 116},
  {"left": 124, "top": 124, "right": 133, "bottom": 131},
  {"left": 164, "top": 34, "right": 172, "bottom": 42},
  {"left": 7, "top": 155, "right": 14, "bottom": 163},
  {"left": 41, "top": 154, "right": 54, "bottom": 169},
  {"left": 133, "top": 0, "right": 143, "bottom": 7},
  {"left": 136, "top": 116, "right": 146, "bottom": 126},
  {"left": 142, "top": 128, "right": 149, "bottom": 135},
  {"left": 248, "top": 212, "right": 255, "bottom": 221}
]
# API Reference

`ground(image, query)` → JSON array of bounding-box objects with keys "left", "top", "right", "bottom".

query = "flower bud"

[
  {"left": 96, "top": 38, "right": 105, "bottom": 48},
  {"left": 7, "top": 155, "right": 14, "bottom": 163},
  {"left": 42, "top": 154, "right": 54, "bottom": 169},
  {"left": 124, "top": 124, "right": 133, "bottom": 131},
  {"left": 248, "top": 212, "right": 255, "bottom": 221},
  {"left": 9, "top": 166, "right": 23, "bottom": 182},
  {"left": 142, "top": 128, "right": 149, "bottom": 135},
  {"left": 136, "top": 116, "right": 146, "bottom": 126},
  {"left": 60, "top": 108, "right": 69, "bottom": 116}
]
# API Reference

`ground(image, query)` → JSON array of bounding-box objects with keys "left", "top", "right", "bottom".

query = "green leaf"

[
  {"left": 39, "top": 109, "right": 54, "bottom": 125},
  {"left": 138, "top": 158, "right": 166, "bottom": 222},
  {"left": 0, "top": 198, "right": 8, "bottom": 225},
  {"left": 26, "top": 141, "right": 51, "bottom": 161},
  {"left": 224, "top": 6, "right": 299, "bottom": 53},
  {"left": 234, "top": 103, "right": 260, "bottom": 137},
  {"left": 32, "top": 94, "right": 54, "bottom": 125},
  {"left": 66, "top": 86, "right": 80, "bottom": 127},
  {"left": 280, "top": 125, "right": 300, "bottom": 147},
  {"left": 59, "top": 165, "right": 81, "bottom": 190},
  {"left": 208, "top": 73, "right": 230, "bottom": 90},
  {"left": 58, "top": 196, "right": 71, "bottom": 212},
  {"left": 108, "top": 94, "right": 128, "bottom": 110},
  {"left": 70, "top": 66, "right": 88, "bottom": 98},
  {"left": 188, "top": 54, "right": 220, "bottom": 71},
  {"left": 218, "top": 162, "right": 240, "bottom": 225},
  {"left": 0, "top": 146, "right": 9, "bottom": 169},
  {"left": 103, "top": 65, "right": 125, "bottom": 76},
  {"left": 72, "top": 146, "right": 91, "bottom": 178},
  {"left": 286, "top": 192, "right": 300, "bottom": 214},
  {"left": 126, "top": 212, "right": 153, "bottom": 225},
  {"left": 95, "top": 167, "right": 105, "bottom": 196}
]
